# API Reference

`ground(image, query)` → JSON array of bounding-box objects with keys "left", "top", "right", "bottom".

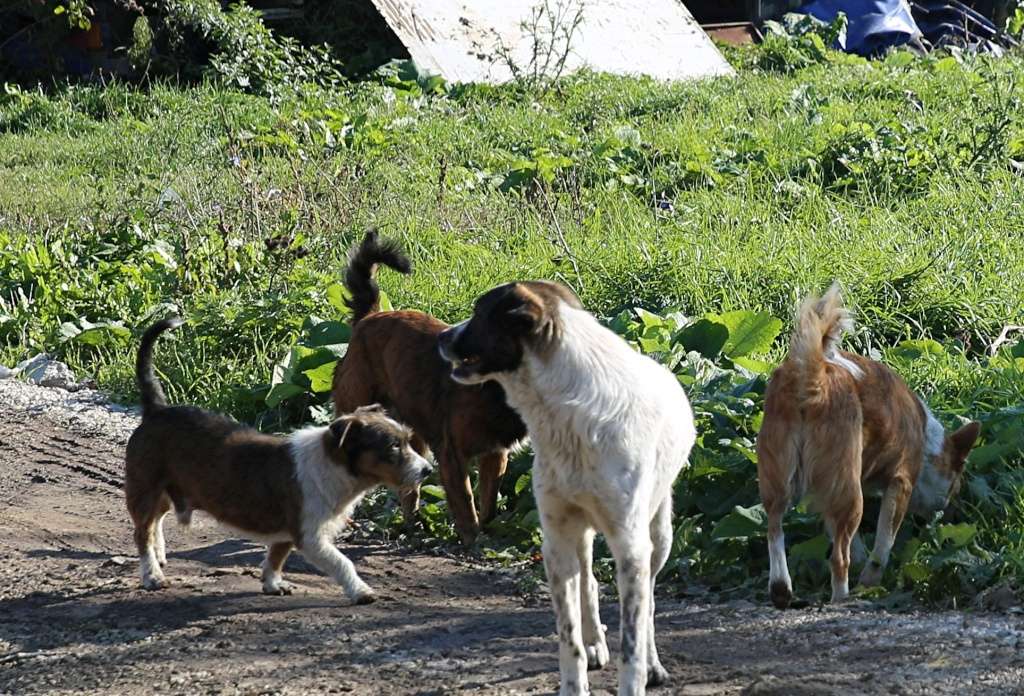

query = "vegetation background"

[{"left": 2, "top": 1, "right": 1023, "bottom": 608}]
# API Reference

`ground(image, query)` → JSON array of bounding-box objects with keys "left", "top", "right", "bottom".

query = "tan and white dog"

[
  {"left": 125, "top": 318, "right": 432, "bottom": 603},
  {"left": 756, "top": 284, "right": 980, "bottom": 608},
  {"left": 438, "top": 281, "right": 696, "bottom": 696}
]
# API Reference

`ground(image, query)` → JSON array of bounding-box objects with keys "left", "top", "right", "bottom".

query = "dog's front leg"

[
  {"left": 301, "top": 534, "right": 376, "bottom": 605},
  {"left": 539, "top": 494, "right": 589, "bottom": 695},
  {"left": 262, "top": 542, "right": 295, "bottom": 595},
  {"left": 859, "top": 476, "right": 912, "bottom": 587},
  {"left": 608, "top": 529, "right": 652, "bottom": 696},
  {"left": 576, "top": 528, "right": 609, "bottom": 671}
]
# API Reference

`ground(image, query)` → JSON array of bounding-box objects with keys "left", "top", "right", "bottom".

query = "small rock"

[
  {"left": 974, "top": 582, "right": 1019, "bottom": 612},
  {"left": 0, "top": 365, "right": 14, "bottom": 379},
  {"left": 104, "top": 556, "right": 130, "bottom": 567},
  {"left": 19, "top": 354, "right": 79, "bottom": 390}
]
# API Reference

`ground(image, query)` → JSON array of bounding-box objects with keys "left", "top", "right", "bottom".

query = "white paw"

[
  {"left": 263, "top": 580, "right": 294, "bottom": 596},
  {"left": 647, "top": 661, "right": 670, "bottom": 687},
  {"left": 585, "top": 639, "right": 609, "bottom": 670},
  {"left": 352, "top": 589, "right": 377, "bottom": 605},
  {"left": 142, "top": 575, "right": 167, "bottom": 591}
]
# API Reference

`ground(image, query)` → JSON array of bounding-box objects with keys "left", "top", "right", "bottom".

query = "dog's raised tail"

[
  {"left": 790, "top": 282, "right": 859, "bottom": 404},
  {"left": 137, "top": 317, "right": 184, "bottom": 417},
  {"left": 344, "top": 229, "right": 412, "bottom": 324}
]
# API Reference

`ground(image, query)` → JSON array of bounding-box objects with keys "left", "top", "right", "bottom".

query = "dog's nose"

[{"left": 418, "top": 465, "right": 432, "bottom": 481}]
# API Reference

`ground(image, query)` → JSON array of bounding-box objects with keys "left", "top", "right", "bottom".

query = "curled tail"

[
  {"left": 790, "top": 282, "right": 859, "bottom": 404},
  {"left": 344, "top": 229, "right": 412, "bottom": 325},
  {"left": 136, "top": 317, "right": 184, "bottom": 417}
]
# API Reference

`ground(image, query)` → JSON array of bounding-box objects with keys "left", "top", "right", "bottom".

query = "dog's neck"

[
  {"left": 289, "top": 426, "right": 370, "bottom": 516},
  {"left": 494, "top": 304, "right": 637, "bottom": 451}
]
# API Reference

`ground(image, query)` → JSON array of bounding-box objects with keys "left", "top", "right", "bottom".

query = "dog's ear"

[
  {"left": 951, "top": 421, "right": 981, "bottom": 466},
  {"left": 328, "top": 416, "right": 359, "bottom": 449},
  {"left": 499, "top": 285, "right": 546, "bottom": 334}
]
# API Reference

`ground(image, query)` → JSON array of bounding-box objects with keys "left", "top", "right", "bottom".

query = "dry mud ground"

[{"left": 1, "top": 379, "right": 1023, "bottom": 695}]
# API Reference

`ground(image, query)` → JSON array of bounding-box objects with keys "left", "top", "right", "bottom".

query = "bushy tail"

[
  {"left": 344, "top": 229, "right": 412, "bottom": 324},
  {"left": 136, "top": 317, "right": 184, "bottom": 417},
  {"left": 789, "top": 282, "right": 856, "bottom": 404}
]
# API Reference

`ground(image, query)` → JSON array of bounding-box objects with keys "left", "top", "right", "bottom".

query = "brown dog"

[
  {"left": 756, "top": 284, "right": 980, "bottom": 608},
  {"left": 331, "top": 231, "right": 526, "bottom": 544},
  {"left": 125, "top": 318, "right": 432, "bottom": 602}
]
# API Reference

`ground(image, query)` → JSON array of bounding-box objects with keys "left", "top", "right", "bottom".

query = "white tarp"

[{"left": 369, "top": 0, "right": 734, "bottom": 83}]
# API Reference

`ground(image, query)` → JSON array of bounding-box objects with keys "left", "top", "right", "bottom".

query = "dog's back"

[{"left": 758, "top": 284, "right": 928, "bottom": 504}]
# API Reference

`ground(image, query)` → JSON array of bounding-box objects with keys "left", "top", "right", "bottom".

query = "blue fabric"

[{"left": 799, "top": 0, "right": 921, "bottom": 55}]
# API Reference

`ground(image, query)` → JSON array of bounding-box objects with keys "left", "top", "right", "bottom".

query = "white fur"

[
  {"left": 289, "top": 424, "right": 424, "bottom": 603},
  {"left": 462, "top": 303, "right": 696, "bottom": 696},
  {"left": 825, "top": 351, "right": 863, "bottom": 379},
  {"left": 767, "top": 531, "right": 792, "bottom": 596},
  {"left": 909, "top": 400, "right": 954, "bottom": 514}
]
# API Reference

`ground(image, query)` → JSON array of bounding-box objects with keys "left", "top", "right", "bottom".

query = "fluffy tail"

[
  {"left": 136, "top": 317, "right": 184, "bottom": 417},
  {"left": 344, "top": 228, "right": 412, "bottom": 324},
  {"left": 789, "top": 282, "right": 856, "bottom": 404}
]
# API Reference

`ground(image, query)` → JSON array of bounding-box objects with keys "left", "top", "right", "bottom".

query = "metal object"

[
  {"left": 701, "top": 22, "right": 763, "bottom": 44},
  {"left": 367, "top": 0, "right": 734, "bottom": 83}
]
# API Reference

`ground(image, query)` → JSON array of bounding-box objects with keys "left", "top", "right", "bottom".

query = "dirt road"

[{"left": 1, "top": 379, "right": 1023, "bottom": 695}]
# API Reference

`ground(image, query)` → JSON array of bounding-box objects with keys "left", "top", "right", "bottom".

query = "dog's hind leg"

[
  {"left": 757, "top": 430, "right": 799, "bottom": 609},
  {"left": 539, "top": 494, "right": 589, "bottom": 696},
  {"left": 576, "top": 527, "right": 609, "bottom": 671},
  {"left": 399, "top": 434, "right": 430, "bottom": 525},
  {"left": 301, "top": 534, "right": 375, "bottom": 605},
  {"left": 643, "top": 495, "right": 672, "bottom": 687},
  {"left": 858, "top": 470, "right": 912, "bottom": 587},
  {"left": 607, "top": 525, "right": 652, "bottom": 696},
  {"left": 262, "top": 542, "right": 295, "bottom": 595},
  {"left": 126, "top": 487, "right": 168, "bottom": 591},
  {"left": 477, "top": 450, "right": 508, "bottom": 526},
  {"left": 154, "top": 495, "right": 172, "bottom": 567},
  {"left": 439, "top": 446, "right": 480, "bottom": 545}
]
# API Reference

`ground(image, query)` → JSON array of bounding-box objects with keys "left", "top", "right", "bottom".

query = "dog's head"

[
  {"left": 911, "top": 420, "right": 981, "bottom": 514},
  {"left": 437, "top": 281, "right": 581, "bottom": 384},
  {"left": 326, "top": 405, "right": 432, "bottom": 491}
]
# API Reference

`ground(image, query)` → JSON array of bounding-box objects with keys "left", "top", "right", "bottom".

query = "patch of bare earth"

[{"left": 1, "top": 378, "right": 1022, "bottom": 695}]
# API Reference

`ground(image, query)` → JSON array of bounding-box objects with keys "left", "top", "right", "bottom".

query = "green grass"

[{"left": 2, "top": 43, "right": 1023, "bottom": 605}]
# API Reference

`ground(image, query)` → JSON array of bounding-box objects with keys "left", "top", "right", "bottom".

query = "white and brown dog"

[
  {"left": 757, "top": 284, "right": 980, "bottom": 608},
  {"left": 439, "top": 281, "right": 696, "bottom": 696},
  {"left": 125, "top": 318, "right": 432, "bottom": 603}
]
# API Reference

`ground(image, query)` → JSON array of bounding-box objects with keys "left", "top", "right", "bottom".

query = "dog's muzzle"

[{"left": 413, "top": 453, "right": 433, "bottom": 483}]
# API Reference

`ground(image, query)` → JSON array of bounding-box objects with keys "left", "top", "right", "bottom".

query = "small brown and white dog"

[
  {"left": 331, "top": 231, "right": 526, "bottom": 544},
  {"left": 438, "top": 281, "right": 696, "bottom": 696},
  {"left": 124, "top": 318, "right": 432, "bottom": 603},
  {"left": 756, "top": 284, "right": 980, "bottom": 608}
]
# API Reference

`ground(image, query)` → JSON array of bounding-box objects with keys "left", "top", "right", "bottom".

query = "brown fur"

[
  {"left": 756, "top": 284, "right": 980, "bottom": 608},
  {"left": 331, "top": 232, "right": 527, "bottom": 544}
]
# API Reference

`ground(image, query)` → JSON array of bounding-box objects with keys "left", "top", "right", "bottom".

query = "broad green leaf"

[
  {"left": 378, "top": 290, "right": 394, "bottom": 312},
  {"left": 514, "top": 473, "right": 532, "bottom": 496},
  {"left": 305, "top": 320, "right": 351, "bottom": 347},
  {"left": 712, "top": 310, "right": 783, "bottom": 358},
  {"left": 790, "top": 533, "right": 830, "bottom": 563},
  {"left": 892, "top": 339, "right": 945, "bottom": 361},
  {"left": 677, "top": 318, "right": 728, "bottom": 358},
  {"left": 711, "top": 504, "right": 766, "bottom": 540},
  {"left": 901, "top": 562, "right": 931, "bottom": 583},
  {"left": 732, "top": 355, "right": 773, "bottom": 373},
  {"left": 265, "top": 382, "right": 304, "bottom": 408},
  {"left": 326, "top": 283, "right": 351, "bottom": 314},
  {"left": 420, "top": 485, "right": 445, "bottom": 500},
  {"left": 937, "top": 523, "right": 977, "bottom": 548},
  {"left": 303, "top": 360, "right": 338, "bottom": 393}
]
